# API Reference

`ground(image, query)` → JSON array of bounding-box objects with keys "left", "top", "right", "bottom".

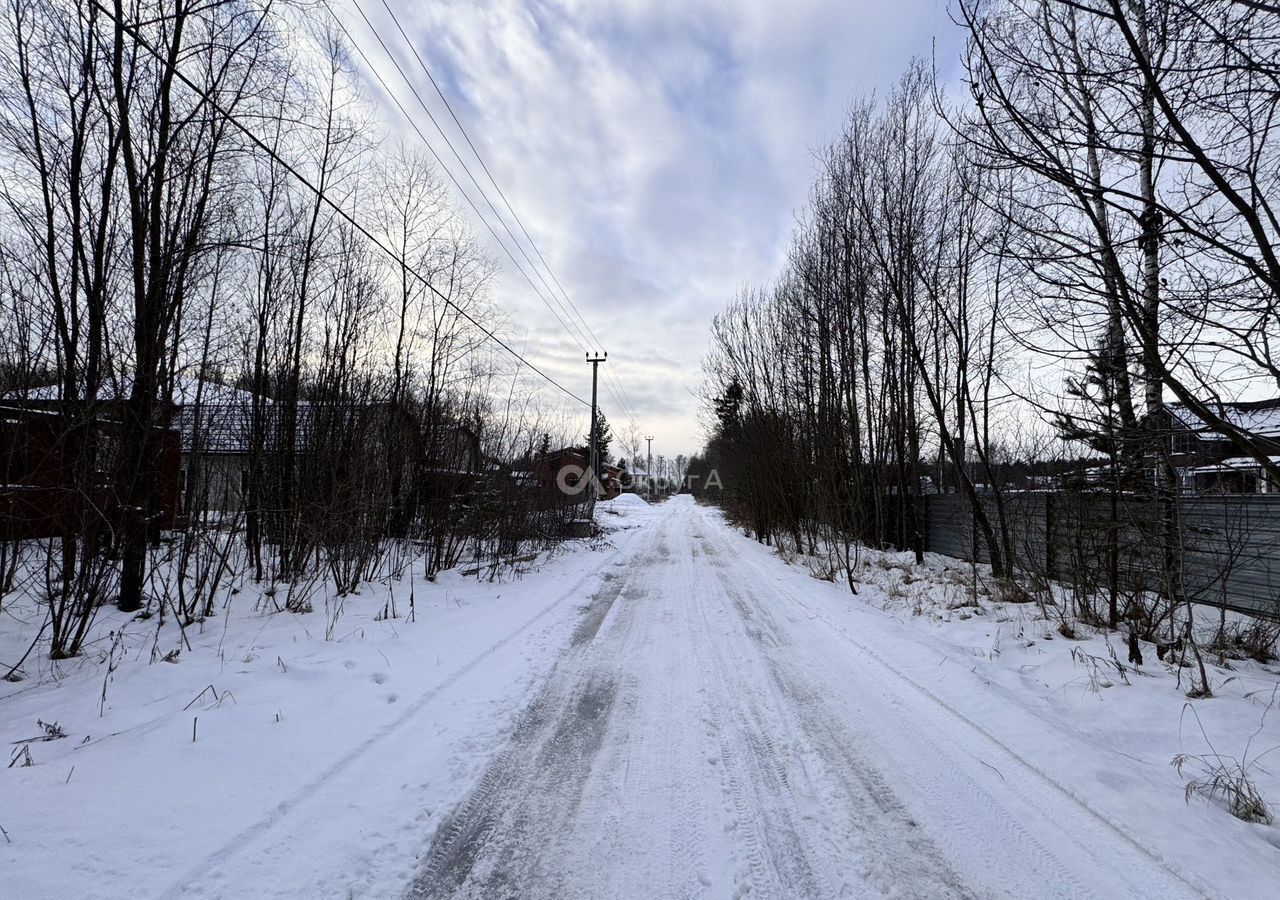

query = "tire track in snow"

[
  {"left": 701, "top": 518, "right": 1098, "bottom": 898},
  {"left": 406, "top": 534, "right": 663, "bottom": 900},
  {"left": 600, "top": 511, "right": 715, "bottom": 900},
  {"left": 765, "top": 661, "right": 979, "bottom": 897},
  {"left": 701, "top": 542, "right": 1004, "bottom": 898},
  {"left": 694, "top": 504, "right": 1213, "bottom": 900},
  {"left": 693, "top": 523, "right": 973, "bottom": 899},
  {"left": 408, "top": 668, "right": 622, "bottom": 899},
  {"left": 616, "top": 513, "right": 715, "bottom": 900},
  {"left": 688, "top": 548, "right": 837, "bottom": 899},
  {"left": 165, "top": 530, "right": 644, "bottom": 900}
]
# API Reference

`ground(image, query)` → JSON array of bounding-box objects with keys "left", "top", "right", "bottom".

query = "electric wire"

[
  {"left": 323, "top": 2, "right": 597, "bottom": 356},
  {"left": 348, "top": 3, "right": 653, "bottom": 460},
  {"left": 352, "top": 0, "right": 598, "bottom": 355},
  {"left": 375, "top": 0, "right": 608, "bottom": 352},
  {"left": 90, "top": 0, "right": 591, "bottom": 408},
  {"left": 347, "top": 1, "right": 653, "bottom": 448}
]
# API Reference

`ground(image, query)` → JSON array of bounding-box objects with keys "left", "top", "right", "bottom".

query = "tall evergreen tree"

[{"left": 584, "top": 412, "right": 613, "bottom": 466}]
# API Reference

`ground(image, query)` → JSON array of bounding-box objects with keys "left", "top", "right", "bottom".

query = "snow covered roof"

[
  {"left": 1167, "top": 399, "right": 1280, "bottom": 440},
  {"left": 1186, "top": 456, "right": 1280, "bottom": 474},
  {"left": 11, "top": 377, "right": 259, "bottom": 454},
  {"left": 14, "top": 375, "right": 258, "bottom": 408},
  {"left": 1218, "top": 455, "right": 1280, "bottom": 469},
  {"left": 179, "top": 403, "right": 255, "bottom": 454},
  {"left": 4, "top": 381, "right": 431, "bottom": 456}
]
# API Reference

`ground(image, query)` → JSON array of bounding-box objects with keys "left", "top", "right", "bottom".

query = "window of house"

[{"left": 1171, "top": 431, "right": 1197, "bottom": 454}]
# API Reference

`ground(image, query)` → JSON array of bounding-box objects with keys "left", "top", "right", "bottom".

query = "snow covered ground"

[
  {"left": 0, "top": 517, "right": 651, "bottom": 899},
  {"left": 3, "top": 494, "right": 1279, "bottom": 898}
]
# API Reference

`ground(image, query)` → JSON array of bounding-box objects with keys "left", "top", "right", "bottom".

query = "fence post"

[
  {"left": 922, "top": 494, "right": 930, "bottom": 554},
  {"left": 1044, "top": 492, "right": 1056, "bottom": 581},
  {"left": 970, "top": 495, "right": 979, "bottom": 563}
]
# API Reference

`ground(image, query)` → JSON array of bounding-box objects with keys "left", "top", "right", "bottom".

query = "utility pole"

[
  {"left": 587, "top": 352, "right": 607, "bottom": 499},
  {"left": 646, "top": 435, "right": 654, "bottom": 501}
]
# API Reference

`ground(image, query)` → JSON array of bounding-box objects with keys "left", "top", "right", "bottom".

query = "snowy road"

[{"left": 405, "top": 496, "right": 1210, "bottom": 900}]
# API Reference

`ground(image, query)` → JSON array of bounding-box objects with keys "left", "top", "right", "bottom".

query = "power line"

[
  {"left": 90, "top": 0, "right": 590, "bottom": 408},
  {"left": 364, "top": 1, "right": 654, "bottom": 442},
  {"left": 603, "top": 366, "right": 646, "bottom": 439},
  {"left": 341, "top": 0, "right": 600, "bottom": 356},
  {"left": 323, "top": 2, "right": 597, "bottom": 356},
  {"left": 376, "top": 0, "right": 607, "bottom": 352},
  {"left": 340, "top": 4, "right": 657, "bottom": 448},
  {"left": 333, "top": 6, "right": 653, "bottom": 455}
]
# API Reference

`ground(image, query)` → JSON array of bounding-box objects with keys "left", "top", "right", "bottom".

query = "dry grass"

[
  {"left": 990, "top": 577, "right": 1033, "bottom": 604},
  {"left": 1209, "top": 619, "right": 1280, "bottom": 664},
  {"left": 1172, "top": 753, "right": 1274, "bottom": 824},
  {"left": 1173, "top": 695, "right": 1277, "bottom": 825}
]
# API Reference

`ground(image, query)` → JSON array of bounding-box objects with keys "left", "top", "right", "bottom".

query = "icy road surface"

[{"left": 406, "top": 495, "right": 1208, "bottom": 900}]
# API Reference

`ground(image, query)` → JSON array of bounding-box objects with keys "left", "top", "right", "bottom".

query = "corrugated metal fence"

[{"left": 920, "top": 493, "right": 1280, "bottom": 619}]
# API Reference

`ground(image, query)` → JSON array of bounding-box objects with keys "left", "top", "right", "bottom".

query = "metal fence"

[{"left": 919, "top": 492, "right": 1280, "bottom": 619}]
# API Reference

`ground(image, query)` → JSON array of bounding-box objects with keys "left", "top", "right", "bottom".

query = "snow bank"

[
  {"left": 719, "top": 511, "right": 1280, "bottom": 896},
  {"left": 0, "top": 534, "right": 644, "bottom": 899},
  {"left": 602, "top": 491, "right": 650, "bottom": 509}
]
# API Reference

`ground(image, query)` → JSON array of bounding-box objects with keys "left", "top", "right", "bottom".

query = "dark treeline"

[
  {"left": 0, "top": 0, "right": 585, "bottom": 660},
  {"left": 695, "top": 0, "right": 1280, "bottom": 638}
]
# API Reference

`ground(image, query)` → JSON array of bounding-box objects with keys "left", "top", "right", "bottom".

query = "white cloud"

[{"left": 340, "top": 0, "right": 964, "bottom": 454}]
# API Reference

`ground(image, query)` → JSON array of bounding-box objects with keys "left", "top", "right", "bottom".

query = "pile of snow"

[
  {"left": 603, "top": 492, "right": 650, "bottom": 509},
  {"left": 595, "top": 491, "right": 660, "bottom": 536}
]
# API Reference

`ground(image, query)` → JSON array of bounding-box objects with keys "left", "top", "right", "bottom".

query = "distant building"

[
  {"left": 622, "top": 465, "right": 649, "bottom": 493},
  {"left": 1167, "top": 399, "right": 1280, "bottom": 493},
  {"left": 0, "top": 404, "right": 180, "bottom": 540},
  {"left": 11, "top": 376, "right": 257, "bottom": 512},
  {"left": 1184, "top": 456, "right": 1280, "bottom": 495},
  {"left": 9, "top": 377, "right": 487, "bottom": 515},
  {"left": 531, "top": 447, "right": 621, "bottom": 499}
]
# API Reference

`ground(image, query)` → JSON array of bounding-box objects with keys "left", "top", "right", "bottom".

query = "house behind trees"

[{"left": 1167, "top": 400, "right": 1280, "bottom": 494}]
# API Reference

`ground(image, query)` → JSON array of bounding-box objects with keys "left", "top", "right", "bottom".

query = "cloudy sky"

[{"left": 340, "top": 0, "right": 966, "bottom": 460}]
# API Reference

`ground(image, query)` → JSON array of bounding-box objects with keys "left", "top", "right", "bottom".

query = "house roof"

[
  {"left": 5, "top": 381, "right": 481, "bottom": 459},
  {"left": 535, "top": 447, "right": 587, "bottom": 463},
  {"left": 12, "top": 378, "right": 259, "bottom": 454},
  {"left": 1167, "top": 399, "right": 1280, "bottom": 440},
  {"left": 179, "top": 403, "right": 255, "bottom": 454},
  {"left": 0, "top": 404, "right": 61, "bottom": 422},
  {"left": 1219, "top": 455, "right": 1280, "bottom": 468},
  {"left": 17, "top": 375, "right": 257, "bottom": 408},
  {"left": 1187, "top": 455, "right": 1280, "bottom": 474}
]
